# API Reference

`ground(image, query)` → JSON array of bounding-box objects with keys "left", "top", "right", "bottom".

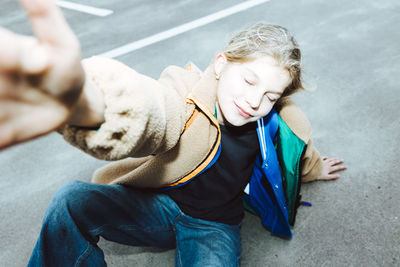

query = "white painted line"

[
  {"left": 56, "top": 1, "right": 113, "bottom": 17},
  {"left": 98, "top": 0, "right": 271, "bottom": 58}
]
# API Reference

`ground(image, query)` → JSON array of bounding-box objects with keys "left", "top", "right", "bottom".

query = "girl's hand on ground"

[
  {"left": 0, "top": 0, "right": 84, "bottom": 149},
  {"left": 318, "top": 157, "right": 347, "bottom": 180}
]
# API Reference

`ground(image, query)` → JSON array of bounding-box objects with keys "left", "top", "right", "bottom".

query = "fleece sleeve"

[
  {"left": 277, "top": 98, "right": 323, "bottom": 182},
  {"left": 300, "top": 139, "right": 323, "bottom": 182},
  {"left": 57, "top": 56, "right": 187, "bottom": 161}
]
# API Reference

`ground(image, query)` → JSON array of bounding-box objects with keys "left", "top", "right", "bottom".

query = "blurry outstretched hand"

[{"left": 0, "top": 0, "right": 84, "bottom": 149}]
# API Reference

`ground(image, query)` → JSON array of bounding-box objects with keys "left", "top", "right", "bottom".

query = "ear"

[{"left": 214, "top": 53, "right": 227, "bottom": 77}]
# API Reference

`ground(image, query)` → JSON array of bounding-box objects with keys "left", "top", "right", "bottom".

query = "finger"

[
  {"left": 320, "top": 174, "right": 340, "bottom": 181},
  {"left": 0, "top": 75, "right": 16, "bottom": 99},
  {"left": 19, "top": 37, "right": 51, "bottom": 74},
  {"left": 0, "top": 28, "right": 19, "bottom": 70},
  {"left": 0, "top": 97, "right": 69, "bottom": 149},
  {"left": 331, "top": 159, "right": 344, "bottom": 166},
  {"left": 0, "top": 124, "right": 16, "bottom": 149},
  {"left": 327, "top": 158, "right": 342, "bottom": 164},
  {"left": 330, "top": 165, "right": 347, "bottom": 173},
  {"left": 19, "top": 0, "right": 78, "bottom": 48},
  {"left": 0, "top": 29, "right": 50, "bottom": 74},
  {"left": 327, "top": 174, "right": 340, "bottom": 180}
]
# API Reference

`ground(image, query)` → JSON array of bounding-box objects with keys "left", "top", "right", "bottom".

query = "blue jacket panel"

[{"left": 247, "top": 110, "right": 293, "bottom": 238}]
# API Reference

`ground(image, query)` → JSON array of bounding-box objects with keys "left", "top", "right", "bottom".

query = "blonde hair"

[{"left": 223, "top": 23, "right": 304, "bottom": 104}]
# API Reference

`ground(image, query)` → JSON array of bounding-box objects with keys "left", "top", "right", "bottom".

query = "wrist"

[{"left": 67, "top": 77, "right": 105, "bottom": 127}]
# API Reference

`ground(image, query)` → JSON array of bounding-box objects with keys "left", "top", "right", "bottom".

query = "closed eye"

[
  {"left": 244, "top": 78, "right": 255, "bottom": 85},
  {"left": 266, "top": 93, "right": 279, "bottom": 102}
]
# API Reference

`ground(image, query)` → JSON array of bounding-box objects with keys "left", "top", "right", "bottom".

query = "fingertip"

[
  {"left": 0, "top": 28, "right": 19, "bottom": 70},
  {"left": 0, "top": 125, "right": 17, "bottom": 150},
  {"left": 19, "top": 0, "right": 75, "bottom": 47},
  {"left": 21, "top": 43, "right": 51, "bottom": 74},
  {"left": 19, "top": 0, "right": 53, "bottom": 16}
]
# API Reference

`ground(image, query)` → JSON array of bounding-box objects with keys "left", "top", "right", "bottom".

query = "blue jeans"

[{"left": 28, "top": 180, "right": 241, "bottom": 267}]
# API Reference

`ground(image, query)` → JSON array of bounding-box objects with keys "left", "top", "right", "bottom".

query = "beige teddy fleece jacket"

[{"left": 58, "top": 57, "right": 322, "bottom": 187}]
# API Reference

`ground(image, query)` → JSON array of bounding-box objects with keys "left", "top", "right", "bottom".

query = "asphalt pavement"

[{"left": 0, "top": 0, "right": 399, "bottom": 266}]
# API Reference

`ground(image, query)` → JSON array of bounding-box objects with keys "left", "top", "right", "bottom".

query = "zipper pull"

[{"left": 300, "top": 201, "right": 312, "bottom": 207}]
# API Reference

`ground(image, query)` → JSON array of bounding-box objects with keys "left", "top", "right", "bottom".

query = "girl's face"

[{"left": 214, "top": 54, "right": 291, "bottom": 126}]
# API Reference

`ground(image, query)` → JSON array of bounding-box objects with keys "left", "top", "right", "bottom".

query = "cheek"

[
  {"left": 217, "top": 85, "right": 232, "bottom": 113},
  {"left": 258, "top": 100, "right": 274, "bottom": 116},
  {"left": 220, "top": 75, "right": 244, "bottom": 96},
  {"left": 217, "top": 82, "right": 237, "bottom": 107}
]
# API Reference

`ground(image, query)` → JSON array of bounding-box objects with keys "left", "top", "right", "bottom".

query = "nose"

[{"left": 245, "top": 89, "right": 264, "bottom": 109}]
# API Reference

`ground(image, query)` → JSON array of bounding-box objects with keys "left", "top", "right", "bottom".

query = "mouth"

[{"left": 235, "top": 103, "right": 252, "bottom": 119}]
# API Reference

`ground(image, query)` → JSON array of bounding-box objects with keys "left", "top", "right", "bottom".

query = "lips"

[{"left": 235, "top": 103, "right": 252, "bottom": 118}]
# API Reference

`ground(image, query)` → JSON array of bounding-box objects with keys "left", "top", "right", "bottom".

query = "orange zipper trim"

[{"left": 160, "top": 93, "right": 221, "bottom": 188}]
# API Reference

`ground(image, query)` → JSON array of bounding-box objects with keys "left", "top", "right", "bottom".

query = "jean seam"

[
  {"left": 75, "top": 241, "right": 93, "bottom": 267},
  {"left": 180, "top": 213, "right": 241, "bottom": 232},
  {"left": 174, "top": 213, "right": 241, "bottom": 267},
  {"left": 173, "top": 212, "right": 186, "bottom": 267},
  {"left": 88, "top": 223, "right": 172, "bottom": 237},
  {"left": 175, "top": 247, "right": 182, "bottom": 267}
]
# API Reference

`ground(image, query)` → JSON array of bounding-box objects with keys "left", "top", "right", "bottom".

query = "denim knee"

[
  {"left": 45, "top": 180, "right": 91, "bottom": 221},
  {"left": 30, "top": 181, "right": 107, "bottom": 267},
  {"left": 53, "top": 180, "right": 87, "bottom": 198}
]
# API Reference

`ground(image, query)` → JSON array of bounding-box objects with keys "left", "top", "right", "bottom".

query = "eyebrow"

[{"left": 244, "top": 67, "right": 259, "bottom": 81}]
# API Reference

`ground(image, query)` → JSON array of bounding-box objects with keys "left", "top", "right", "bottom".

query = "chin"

[
  {"left": 225, "top": 117, "right": 248, "bottom": 127},
  {"left": 227, "top": 122, "right": 243, "bottom": 127}
]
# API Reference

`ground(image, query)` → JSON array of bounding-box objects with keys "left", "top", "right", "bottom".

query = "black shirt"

[{"left": 166, "top": 122, "right": 259, "bottom": 225}]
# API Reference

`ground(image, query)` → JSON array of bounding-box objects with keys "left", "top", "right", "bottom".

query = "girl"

[{"left": 0, "top": 0, "right": 346, "bottom": 266}]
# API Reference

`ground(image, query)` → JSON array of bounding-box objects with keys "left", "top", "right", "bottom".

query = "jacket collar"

[{"left": 190, "top": 63, "right": 218, "bottom": 114}]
